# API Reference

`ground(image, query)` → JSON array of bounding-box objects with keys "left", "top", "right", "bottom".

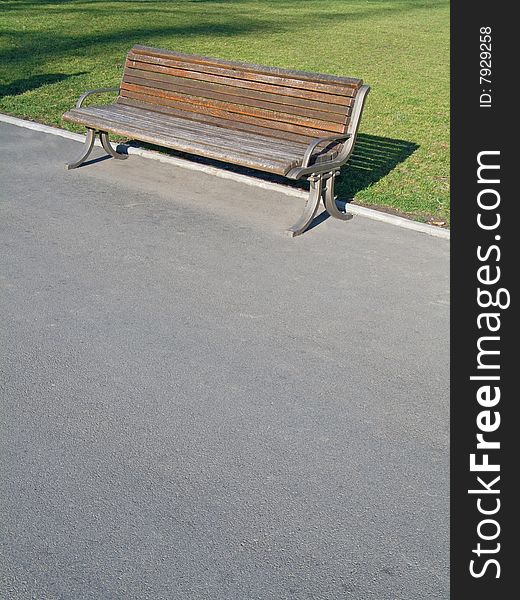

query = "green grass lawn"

[{"left": 0, "top": 0, "right": 449, "bottom": 223}]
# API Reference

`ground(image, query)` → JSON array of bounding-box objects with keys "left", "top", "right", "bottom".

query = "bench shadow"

[
  {"left": 0, "top": 72, "right": 86, "bottom": 98},
  {"left": 77, "top": 155, "right": 113, "bottom": 168},
  {"left": 335, "top": 134, "right": 419, "bottom": 201},
  {"left": 121, "top": 133, "right": 417, "bottom": 234},
  {"left": 125, "top": 132, "right": 418, "bottom": 199}
]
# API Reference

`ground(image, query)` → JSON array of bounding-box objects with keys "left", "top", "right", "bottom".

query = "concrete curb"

[{"left": 0, "top": 113, "right": 449, "bottom": 240}]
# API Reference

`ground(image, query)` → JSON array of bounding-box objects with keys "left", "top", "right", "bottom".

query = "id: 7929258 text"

[{"left": 480, "top": 26, "right": 492, "bottom": 108}]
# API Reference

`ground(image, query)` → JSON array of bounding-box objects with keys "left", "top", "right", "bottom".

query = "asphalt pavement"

[{"left": 0, "top": 122, "right": 449, "bottom": 600}]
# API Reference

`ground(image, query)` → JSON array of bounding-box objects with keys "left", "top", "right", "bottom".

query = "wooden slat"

[
  {"left": 65, "top": 104, "right": 338, "bottom": 168},
  {"left": 62, "top": 107, "right": 300, "bottom": 175},
  {"left": 128, "top": 52, "right": 357, "bottom": 97},
  {"left": 117, "top": 90, "right": 339, "bottom": 138},
  {"left": 119, "top": 82, "right": 344, "bottom": 133},
  {"left": 123, "top": 67, "right": 353, "bottom": 115},
  {"left": 132, "top": 45, "right": 363, "bottom": 89},
  {"left": 89, "top": 111, "right": 296, "bottom": 164},
  {"left": 100, "top": 105, "right": 308, "bottom": 158},
  {"left": 87, "top": 107, "right": 304, "bottom": 161},
  {"left": 116, "top": 97, "right": 318, "bottom": 144},
  {"left": 126, "top": 58, "right": 355, "bottom": 106},
  {"left": 123, "top": 73, "right": 350, "bottom": 123}
]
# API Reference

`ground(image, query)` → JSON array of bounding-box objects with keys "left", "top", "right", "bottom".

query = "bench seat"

[{"left": 63, "top": 104, "right": 342, "bottom": 176}]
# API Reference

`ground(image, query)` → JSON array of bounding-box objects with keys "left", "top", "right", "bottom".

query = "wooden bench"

[{"left": 63, "top": 46, "right": 370, "bottom": 236}]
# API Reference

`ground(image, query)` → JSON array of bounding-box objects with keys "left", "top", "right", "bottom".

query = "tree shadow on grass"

[
  {"left": 0, "top": 72, "right": 87, "bottom": 98},
  {"left": 0, "top": 22, "right": 267, "bottom": 67},
  {"left": 0, "top": 0, "right": 448, "bottom": 66}
]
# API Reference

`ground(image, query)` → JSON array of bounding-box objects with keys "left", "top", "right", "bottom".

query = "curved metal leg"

[
  {"left": 285, "top": 174, "right": 324, "bottom": 237},
  {"left": 323, "top": 170, "right": 352, "bottom": 221},
  {"left": 67, "top": 128, "right": 95, "bottom": 170},
  {"left": 99, "top": 131, "right": 127, "bottom": 160}
]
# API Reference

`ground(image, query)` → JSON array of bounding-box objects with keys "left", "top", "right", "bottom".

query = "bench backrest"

[{"left": 118, "top": 46, "right": 364, "bottom": 145}]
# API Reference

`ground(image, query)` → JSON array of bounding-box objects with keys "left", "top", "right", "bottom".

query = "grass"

[{"left": 0, "top": 0, "right": 450, "bottom": 223}]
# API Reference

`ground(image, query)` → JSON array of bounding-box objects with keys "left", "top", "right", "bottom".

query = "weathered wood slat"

[
  {"left": 125, "top": 59, "right": 353, "bottom": 107},
  {"left": 80, "top": 109, "right": 304, "bottom": 161},
  {"left": 129, "top": 48, "right": 361, "bottom": 95},
  {"left": 62, "top": 107, "right": 299, "bottom": 174},
  {"left": 133, "top": 45, "right": 363, "bottom": 88},
  {"left": 127, "top": 54, "right": 356, "bottom": 98},
  {"left": 93, "top": 105, "right": 308, "bottom": 158},
  {"left": 119, "top": 82, "right": 344, "bottom": 133},
  {"left": 117, "top": 90, "right": 339, "bottom": 138},
  {"left": 116, "top": 96, "right": 320, "bottom": 144},
  {"left": 123, "top": 73, "right": 350, "bottom": 123},
  {"left": 93, "top": 118, "right": 294, "bottom": 166},
  {"left": 123, "top": 67, "right": 353, "bottom": 114}
]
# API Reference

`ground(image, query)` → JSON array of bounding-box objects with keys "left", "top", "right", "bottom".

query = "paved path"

[{"left": 0, "top": 122, "right": 449, "bottom": 600}]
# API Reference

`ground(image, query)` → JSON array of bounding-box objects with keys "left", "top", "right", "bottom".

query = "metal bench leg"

[
  {"left": 286, "top": 174, "right": 324, "bottom": 237},
  {"left": 99, "top": 131, "right": 128, "bottom": 160},
  {"left": 67, "top": 127, "right": 96, "bottom": 170},
  {"left": 323, "top": 169, "right": 352, "bottom": 221}
]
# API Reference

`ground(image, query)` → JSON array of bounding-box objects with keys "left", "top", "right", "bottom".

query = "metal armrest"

[
  {"left": 286, "top": 84, "right": 370, "bottom": 180},
  {"left": 301, "top": 133, "right": 351, "bottom": 168},
  {"left": 75, "top": 86, "right": 120, "bottom": 108}
]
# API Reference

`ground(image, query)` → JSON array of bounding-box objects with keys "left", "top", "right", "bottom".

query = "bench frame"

[{"left": 66, "top": 82, "right": 370, "bottom": 236}]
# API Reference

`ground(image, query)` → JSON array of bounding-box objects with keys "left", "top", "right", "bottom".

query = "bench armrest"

[
  {"left": 300, "top": 134, "right": 351, "bottom": 168},
  {"left": 75, "top": 87, "right": 120, "bottom": 108},
  {"left": 286, "top": 84, "right": 370, "bottom": 180}
]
